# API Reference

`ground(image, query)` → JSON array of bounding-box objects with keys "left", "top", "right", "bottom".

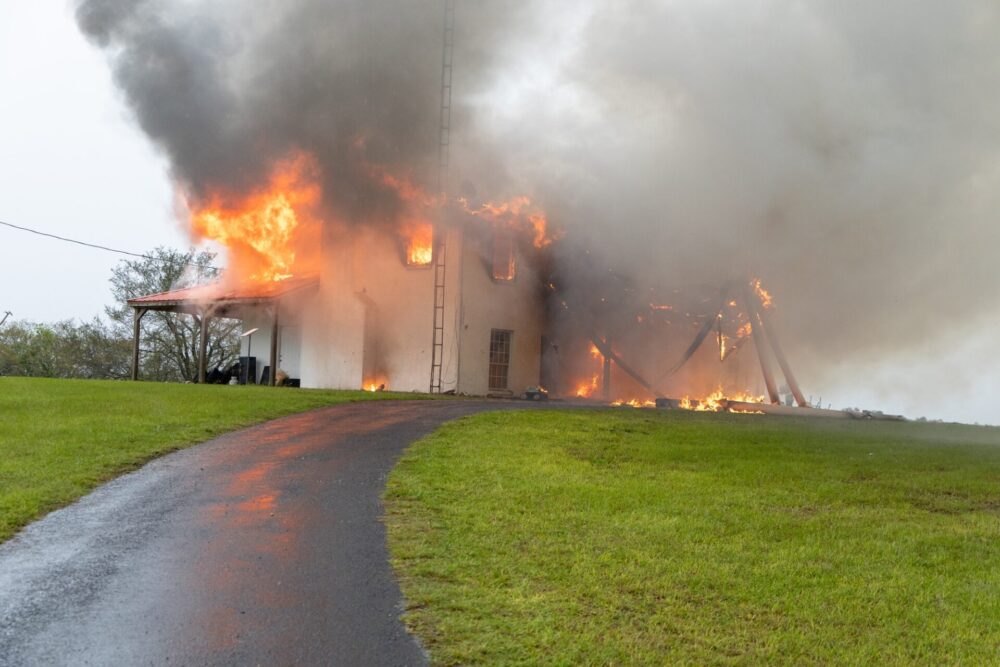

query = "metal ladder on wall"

[{"left": 429, "top": 0, "right": 456, "bottom": 393}]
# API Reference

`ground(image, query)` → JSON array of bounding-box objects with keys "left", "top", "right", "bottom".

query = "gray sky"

[
  {"left": 0, "top": 2, "right": 186, "bottom": 322},
  {"left": 0, "top": 2, "right": 996, "bottom": 426}
]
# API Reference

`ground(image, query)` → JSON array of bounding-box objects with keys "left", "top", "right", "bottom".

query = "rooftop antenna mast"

[{"left": 429, "top": 0, "right": 456, "bottom": 393}]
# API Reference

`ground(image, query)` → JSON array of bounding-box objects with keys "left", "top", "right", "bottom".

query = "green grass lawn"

[
  {"left": 0, "top": 376, "right": 422, "bottom": 542},
  {"left": 385, "top": 410, "right": 1000, "bottom": 665}
]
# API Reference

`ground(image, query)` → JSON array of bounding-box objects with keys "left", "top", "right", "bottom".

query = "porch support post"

[
  {"left": 131, "top": 307, "right": 147, "bottom": 381},
  {"left": 269, "top": 303, "right": 279, "bottom": 386},
  {"left": 198, "top": 309, "right": 211, "bottom": 384}
]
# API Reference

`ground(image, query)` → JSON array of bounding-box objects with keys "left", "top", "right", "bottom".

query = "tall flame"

[
  {"left": 369, "top": 162, "right": 559, "bottom": 259},
  {"left": 364, "top": 161, "right": 438, "bottom": 266},
  {"left": 190, "top": 151, "right": 321, "bottom": 282},
  {"left": 190, "top": 146, "right": 559, "bottom": 283},
  {"left": 752, "top": 278, "right": 774, "bottom": 309},
  {"left": 575, "top": 373, "right": 600, "bottom": 398},
  {"left": 404, "top": 222, "right": 434, "bottom": 266},
  {"left": 459, "top": 195, "right": 559, "bottom": 248}
]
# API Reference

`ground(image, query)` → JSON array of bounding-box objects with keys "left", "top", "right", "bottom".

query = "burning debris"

[{"left": 546, "top": 270, "right": 845, "bottom": 417}]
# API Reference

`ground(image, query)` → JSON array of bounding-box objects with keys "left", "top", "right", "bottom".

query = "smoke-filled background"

[{"left": 74, "top": 0, "right": 1000, "bottom": 420}]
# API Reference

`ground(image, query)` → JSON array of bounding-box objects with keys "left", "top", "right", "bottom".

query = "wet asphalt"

[{"left": 0, "top": 399, "right": 530, "bottom": 666}]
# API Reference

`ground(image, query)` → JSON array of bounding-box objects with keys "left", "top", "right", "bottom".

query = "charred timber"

[
  {"left": 742, "top": 288, "right": 780, "bottom": 404},
  {"left": 662, "top": 285, "right": 731, "bottom": 378},
  {"left": 754, "top": 303, "right": 808, "bottom": 407},
  {"left": 590, "top": 334, "right": 664, "bottom": 398}
]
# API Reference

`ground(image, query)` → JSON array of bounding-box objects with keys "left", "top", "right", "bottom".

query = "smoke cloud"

[
  {"left": 77, "top": 0, "right": 1000, "bottom": 399},
  {"left": 76, "top": 0, "right": 521, "bottom": 223}
]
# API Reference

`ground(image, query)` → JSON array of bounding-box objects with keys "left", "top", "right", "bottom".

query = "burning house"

[
  {"left": 128, "top": 187, "right": 552, "bottom": 396},
  {"left": 75, "top": 0, "right": 998, "bottom": 421},
  {"left": 105, "top": 1, "right": 838, "bottom": 414},
  {"left": 127, "top": 191, "right": 827, "bottom": 415},
  {"left": 119, "top": 112, "right": 819, "bottom": 407}
]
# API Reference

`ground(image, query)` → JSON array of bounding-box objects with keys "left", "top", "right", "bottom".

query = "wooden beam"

[
  {"left": 755, "top": 305, "right": 808, "bottom": 407},
  {"left": 131, "top": 307, "right": 147, "bottom": 381},
  {"left": 743, "top": 289, "right": 780, "bottom": 405},
  {"left": 269, "top": 304, "right": 279, "bottom": 386},
  {"left": 590, "top": 335, "right": 664, "bottom": 398},
  {"left": 661, "top": 284, "right": 731, "bottom": 378},
  {"left": 197, "top": 309, "right": 211, "bottom": 384}
]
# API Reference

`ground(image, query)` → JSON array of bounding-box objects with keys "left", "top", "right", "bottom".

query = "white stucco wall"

[
  {"left": 455, "top": 229, "right": 545, "bottom": 396},
  {"left": 244, "top": 221, "right": 545, "bottom": 395},
  {"left": 297, "top": 225, "right": 461, "bottom": 392}
]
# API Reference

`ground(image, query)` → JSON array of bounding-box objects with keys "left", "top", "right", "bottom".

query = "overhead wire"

[{"left": 0, "top": 218, "right": 223, "bottom": 273}]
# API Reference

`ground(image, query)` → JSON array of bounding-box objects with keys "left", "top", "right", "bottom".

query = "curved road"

[{"left": 0, "top": 400, "right": 523, "bottom": 666}]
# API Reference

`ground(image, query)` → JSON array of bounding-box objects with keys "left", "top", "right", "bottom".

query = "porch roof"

[{"left": 127, "top": 276, "right": 319, "bottom": 314}]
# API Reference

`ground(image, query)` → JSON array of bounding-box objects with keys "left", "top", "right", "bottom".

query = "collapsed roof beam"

[
  {"left": 590, "top": 334, "right": 664, "bottom": 398},
  {"left": 741, "top": 288, "right": 781, "bottom": 405},
  {"left": 752, "top": 294, "right": 808, "bottom": 407},
  {"left": 661, "top": 284, "right": 731, "bottom": 379}
]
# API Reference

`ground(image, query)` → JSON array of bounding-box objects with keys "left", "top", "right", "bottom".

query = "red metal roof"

[{"left": 127, "top": 275, "right": 319, "bottom": 307}]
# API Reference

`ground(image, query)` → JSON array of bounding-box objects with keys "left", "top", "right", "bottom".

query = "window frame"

[{"left": 488, "top": 328, "right": 513, "bottom": 391}]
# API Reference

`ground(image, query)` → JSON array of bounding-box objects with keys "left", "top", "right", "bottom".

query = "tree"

[
  {"left": 105, "top": 247, "right": 240, "bottom": 382},
  {"left": 0, "top": 319, "right": 130, "bottom": 379}
]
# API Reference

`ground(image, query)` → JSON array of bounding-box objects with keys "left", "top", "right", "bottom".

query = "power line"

[{"left": 0, "top": 219, "right": 222, "bottom": 273}]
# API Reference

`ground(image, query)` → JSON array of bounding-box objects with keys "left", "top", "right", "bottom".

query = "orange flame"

[
  {"left": 611, "top": 399, "right": 656, "bottom": 408},
  {"left": 718, "top": 333, "right": 730, "bottom": 361},
  {"left": 678, "top": 387, "right": 765, "bottom": 412},
  {"left": 363, "top": 162, "right": 439, "bottom": 266},
  {"left": 459, "top": 195, "right": 559, "bottom": 248},
  {"left": 359, "top": 144, "right": 559, "bottom": 253},
  {"left": 367, "top": 163, "right": 442, "bottom": 209},
  {"left": 752, "top": 278, "right": 774, "bottom": 309},
  {"left": 404, "top": 222, "right": 434, "bottom": 266},
  {"left": 575, "top": 373, "right": 600, "bottom": 398},
  {"left": 190, "top": 151, "right": 321, "bottom": 283}
]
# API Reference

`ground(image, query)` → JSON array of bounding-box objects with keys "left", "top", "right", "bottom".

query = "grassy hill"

[
  {"left": 385, "top": 409, "right": 1000, "bottom": 665},
  {"left": 0, "top": 376, "right": 420, "bottom": 542}
]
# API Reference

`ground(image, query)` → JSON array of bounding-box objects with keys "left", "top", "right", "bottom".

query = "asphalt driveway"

[{"left": 0, "top": 399, "right": 524, "bottom": 666}]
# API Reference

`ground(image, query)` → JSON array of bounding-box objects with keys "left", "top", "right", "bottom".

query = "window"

[
  {"left": 488, "top": 329, "right": 512, "bottom": 390},
  {"left": 404, "top": 223, "right": 434, "bottom": 267},
  {"left": 491, "top": 230, "right": 516, "bottom": 281}
]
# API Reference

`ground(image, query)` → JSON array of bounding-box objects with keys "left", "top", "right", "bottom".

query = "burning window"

[
  {"left": 404, "top": 222, "right": 434, "bottom": 267},
  {"left": 491, "top": 230, "right": 516, "bottom": 281},
  {"left": 488, "top": 329, "right": 512, "bottom": 390}
]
